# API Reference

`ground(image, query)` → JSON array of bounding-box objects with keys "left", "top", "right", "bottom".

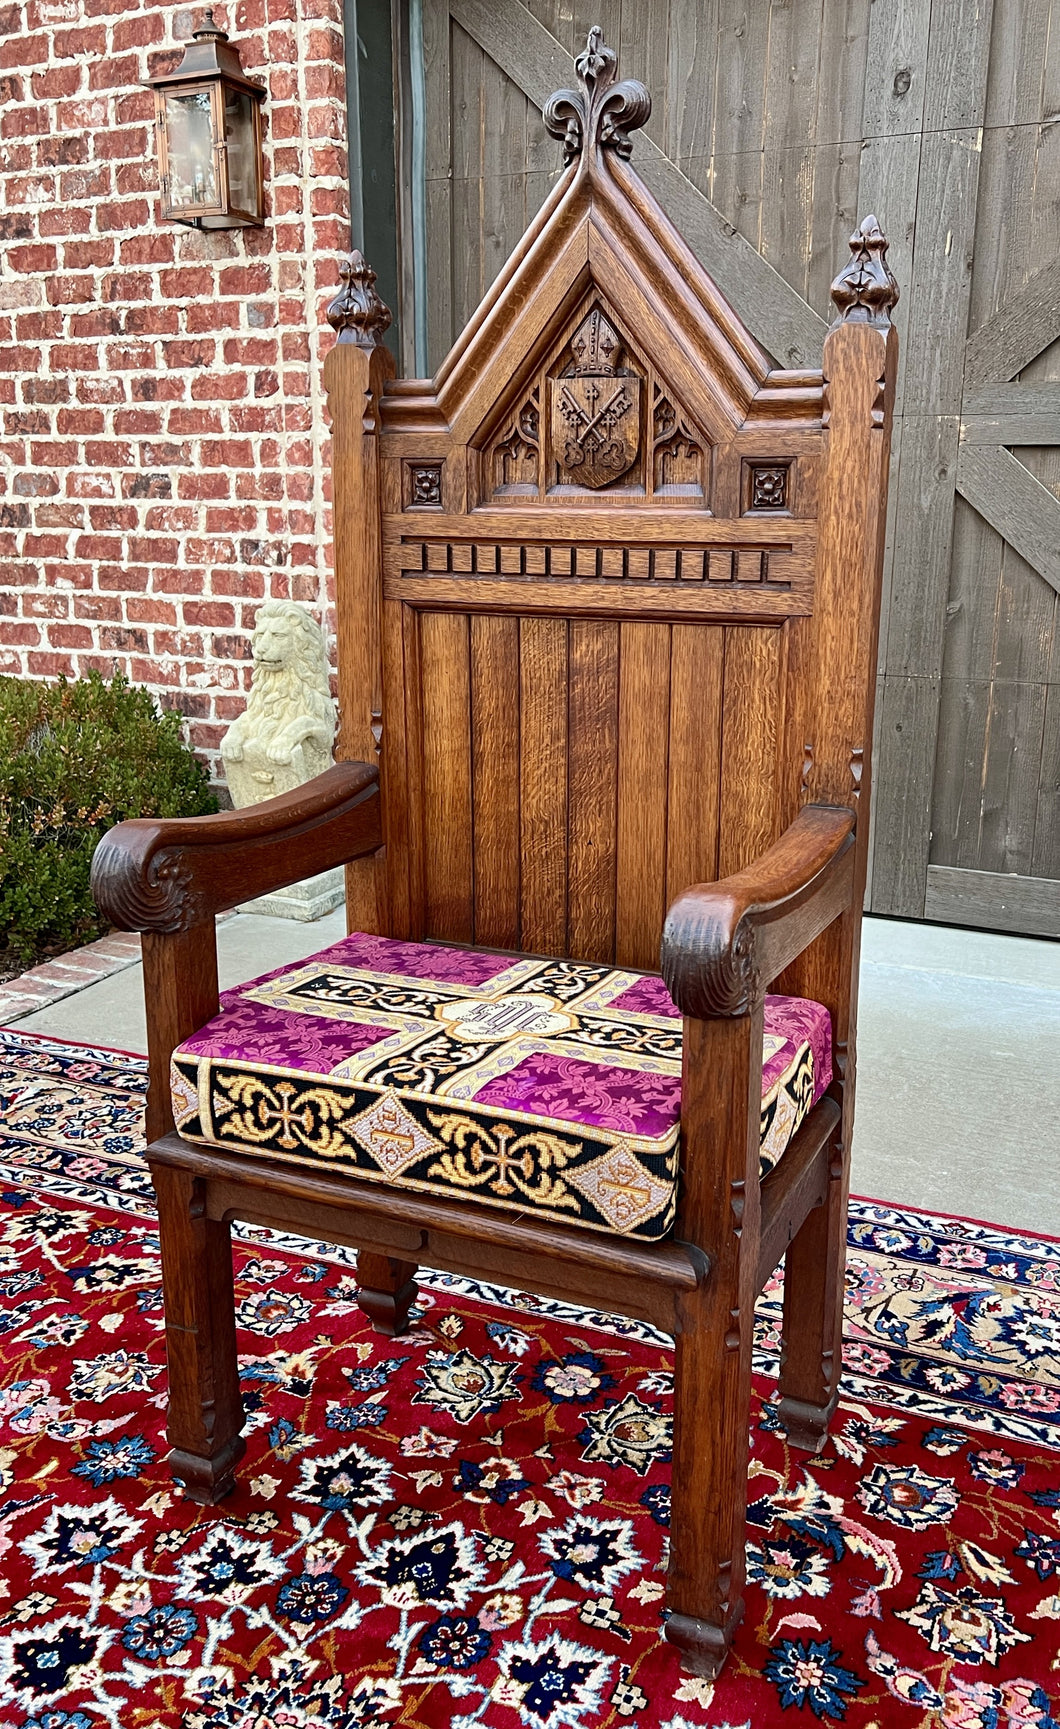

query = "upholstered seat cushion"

[{"left": 170, "top": 933, "right": 832, "bottom": 1242}]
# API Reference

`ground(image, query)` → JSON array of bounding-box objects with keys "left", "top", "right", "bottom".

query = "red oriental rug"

[{"left": 0, "top": 1027, "right": 1058, "bottom": 1729}]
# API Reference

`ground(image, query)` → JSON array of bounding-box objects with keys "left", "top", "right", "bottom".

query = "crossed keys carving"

[
  {"left": 558, "top": 377, "right": 634, "bottom": 472},
  {"left": 551, "top": 307, "right": 642, "bottom": 488}
]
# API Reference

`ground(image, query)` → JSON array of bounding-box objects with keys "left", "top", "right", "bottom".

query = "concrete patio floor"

[{"left": 11, "top": 911, "right": 1060, "bottom": 1239}]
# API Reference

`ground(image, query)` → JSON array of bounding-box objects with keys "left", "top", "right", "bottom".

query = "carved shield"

[{"left": 551, "top": 372, "right": 642, "bottom": 489}]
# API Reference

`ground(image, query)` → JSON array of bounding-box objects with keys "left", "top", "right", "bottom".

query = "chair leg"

[
  {"left": 152, "top": 1162, "right": 246, "bottom": 1504},
  {"left": 777, "top": 1135, "right": 848, "bottom": 1452},
  {"left": 356, "top": 1250, "right": 418, "bottom": 1337},
  {"left": 664, "top": 1284, "right": 754, "bottom": 1679}
]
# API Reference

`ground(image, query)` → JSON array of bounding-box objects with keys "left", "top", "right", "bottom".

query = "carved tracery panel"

[
  {"left": 653, "top": 388, "right": 707, "bottom": 498},
  {"left": 492, "top": 392, "right": 540, "bottom": 495}
]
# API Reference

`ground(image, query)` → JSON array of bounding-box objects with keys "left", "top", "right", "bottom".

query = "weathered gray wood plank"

[
  {"left": 956, "top": 444, "right": 1060, "bottom": 597},
  {"left": 925, "top": 865, "right": 1060, "bottom": 937},
  {"left": 961, "top": 377, "right": 1060, "bottom": 446},
  {"left": 921, "top": 0, "right": 995, "bottom": 130},
  {"left": 447, "top": 0, "right": 829, "bottom": 365},
  {"left": 983, "top": 0, "right": 1051, "bottom": 126},
  {"left": 961, "top": 412, "right": 1060, "bottom": 445},
  {"left": 964, "top": 257, "right": 1060, "bottom": 385},
  {"left": 815, "top": 0, "right": 872, "bottom": 148},
  {"left": 881, "top": 415, "right": 964, "bottom": 678},
  {"left": 422, "top": 0, "right": 454, "bottom": 371},
  {"left": 666, "top": 0, "right": 717, "bottom": 165},
  {"left": 865, "top": 402, "right": 906, "bottom": 903},
  {"left": 930, "top": 676, "right": 1050, "bottom": 875},
  {"left": 939, "top": 493, "right": 1007, "bottom": 687},
  {"left": 902, "top": 132, "right": 985, "bottom": 418},
  {"left": 869, "top": 0, "right": 991, "bottom": 919},
  {"left": 868, "top": 673, "right": 941, "bottom": 916},
  {"left": 963, "top": 384, "right": 1060, "bottom": 418},
  {"left": 760, "top": 0, "right": 824, "bottom": 298},
  {"left": 1033, "top": 679, "right": 1060, "bottom": 880},
  {"left": 861, "top": 0, "right": 930, "bottom": 139}
]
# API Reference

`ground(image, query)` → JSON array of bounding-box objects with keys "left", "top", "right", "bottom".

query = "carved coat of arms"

[{"left": 551, "top": 308, "right": 641, "bottom": 489}]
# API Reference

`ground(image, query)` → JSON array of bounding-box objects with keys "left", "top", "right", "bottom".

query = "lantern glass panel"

[
  {"left": 164, "top": 89, "right": 217, "bottom": 208},
  {"left": 224, "top": 85, "right": 257, "bottom": 215}
]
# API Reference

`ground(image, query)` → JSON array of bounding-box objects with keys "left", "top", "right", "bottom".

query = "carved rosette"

[
  {"left": 326, "top": 250, "right": 393, "bottom": 348},
  {"left": 404, "top": 462, "right": 443, "bottom": 508},
  {"left": 543, "top": 27, "right": 651, "bottom": 167},
  {"left": 830, "top": 216, "right": 899, "bottom": 328},
  {"left": 748, "top": 463, "right": 790, "bottom": 512}
]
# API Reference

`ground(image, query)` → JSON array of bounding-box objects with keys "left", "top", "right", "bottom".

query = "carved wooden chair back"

[{"left": 325, "top": 35, "right": 897, "bottom": 1003}]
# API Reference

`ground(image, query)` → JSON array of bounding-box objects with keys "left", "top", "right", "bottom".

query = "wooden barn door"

[{"left": 393, "top": 0, "right": 1060, "bottom": 938}]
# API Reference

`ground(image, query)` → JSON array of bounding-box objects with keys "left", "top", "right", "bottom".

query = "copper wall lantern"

[{"left": 147, "top": 10, "right": 266, "bottom": 230}]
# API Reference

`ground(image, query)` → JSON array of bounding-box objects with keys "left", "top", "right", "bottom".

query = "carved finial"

[
  {"left": 543, "top": 27, "right": 651, "bottom": 168},
  {"left": 830, "top": 216, "right": 899, "bottom": 327},
  {"left": 326, "top": 250, "right": 392, "bottom": 348}
]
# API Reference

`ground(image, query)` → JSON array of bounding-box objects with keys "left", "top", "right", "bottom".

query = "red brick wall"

[{"left": 0, "top": 0, "right": 350, "bottom": 778}]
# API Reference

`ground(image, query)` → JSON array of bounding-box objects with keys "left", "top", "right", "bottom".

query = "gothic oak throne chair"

[{"left": 92, "top": 33, "right": 898, "bottom": 1679}]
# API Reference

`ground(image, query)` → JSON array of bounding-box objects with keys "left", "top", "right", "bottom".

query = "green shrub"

[{"left": 0, "top": 670, "right": 217, "bottom": 970}]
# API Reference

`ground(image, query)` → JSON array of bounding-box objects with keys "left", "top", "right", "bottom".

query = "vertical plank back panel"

[
  {"left": 397, "top": 604, "right": 425, "bottom": 937},
  {"left": 419, "top": 611, "right": 474, "bottom": 941},
  {"left": 379, "top": 598, "right": 412, "bottom": 937},
  {"left": 666, "top": 624, "right": 724, "bottom": 907},
  {"left": 403, "top": 611, "right": 739, "bottom": 967},
  {"left": 470, "top": 612, "right": 521, "bottom": 948},
  {"left": 615, "top": 621, "right": 672, "bottom": 969},
  {"left": 519, "top": 616, "right": 569, "bottom": 955},
  {"left": 718, "top": 627, "right": 785, "bottom": 878},
  {"left": 567, "top": 620, "right": 620, "bottom": 962}
]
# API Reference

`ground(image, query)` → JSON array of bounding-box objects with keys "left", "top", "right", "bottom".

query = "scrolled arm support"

[
  {"left": 91, "top": 762, "right": 382, "bottom": 935},
  {"left": 661, "top": 804, "right": 856, "bottom": 1019}
]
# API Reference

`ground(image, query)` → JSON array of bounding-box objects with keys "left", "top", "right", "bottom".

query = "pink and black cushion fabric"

[{"left": 170, "top": 933, "right": 832, "bottom": 1242}]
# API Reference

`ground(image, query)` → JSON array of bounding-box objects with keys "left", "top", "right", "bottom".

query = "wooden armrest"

[
  {"left": 661, "top": 803, "right": 856, "bottom": 1018},
  {"left": 91, "top": 761, "right": 382, "bottom": 934}
]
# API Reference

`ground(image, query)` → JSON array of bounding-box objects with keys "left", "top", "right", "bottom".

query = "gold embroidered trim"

[{"left": 425, "top": 1109, "right": 583, "bottom": 1213}]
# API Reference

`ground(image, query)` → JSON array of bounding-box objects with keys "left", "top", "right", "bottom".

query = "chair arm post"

[
  {"left": 666, "top": 1003, "right": 763, "bottom": 1669},
  {"left": 142, "top": 923, "right": 219, "bottom": 1145}
]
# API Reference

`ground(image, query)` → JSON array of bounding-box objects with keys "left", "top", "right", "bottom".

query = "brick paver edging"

[{"left": 0, "top": 932, "right": 143, "bottom": 1026}]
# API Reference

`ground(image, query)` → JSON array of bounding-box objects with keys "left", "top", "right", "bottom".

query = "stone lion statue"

[{"left": 220, "top": 601, "right": 337, "bottom": 808}]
